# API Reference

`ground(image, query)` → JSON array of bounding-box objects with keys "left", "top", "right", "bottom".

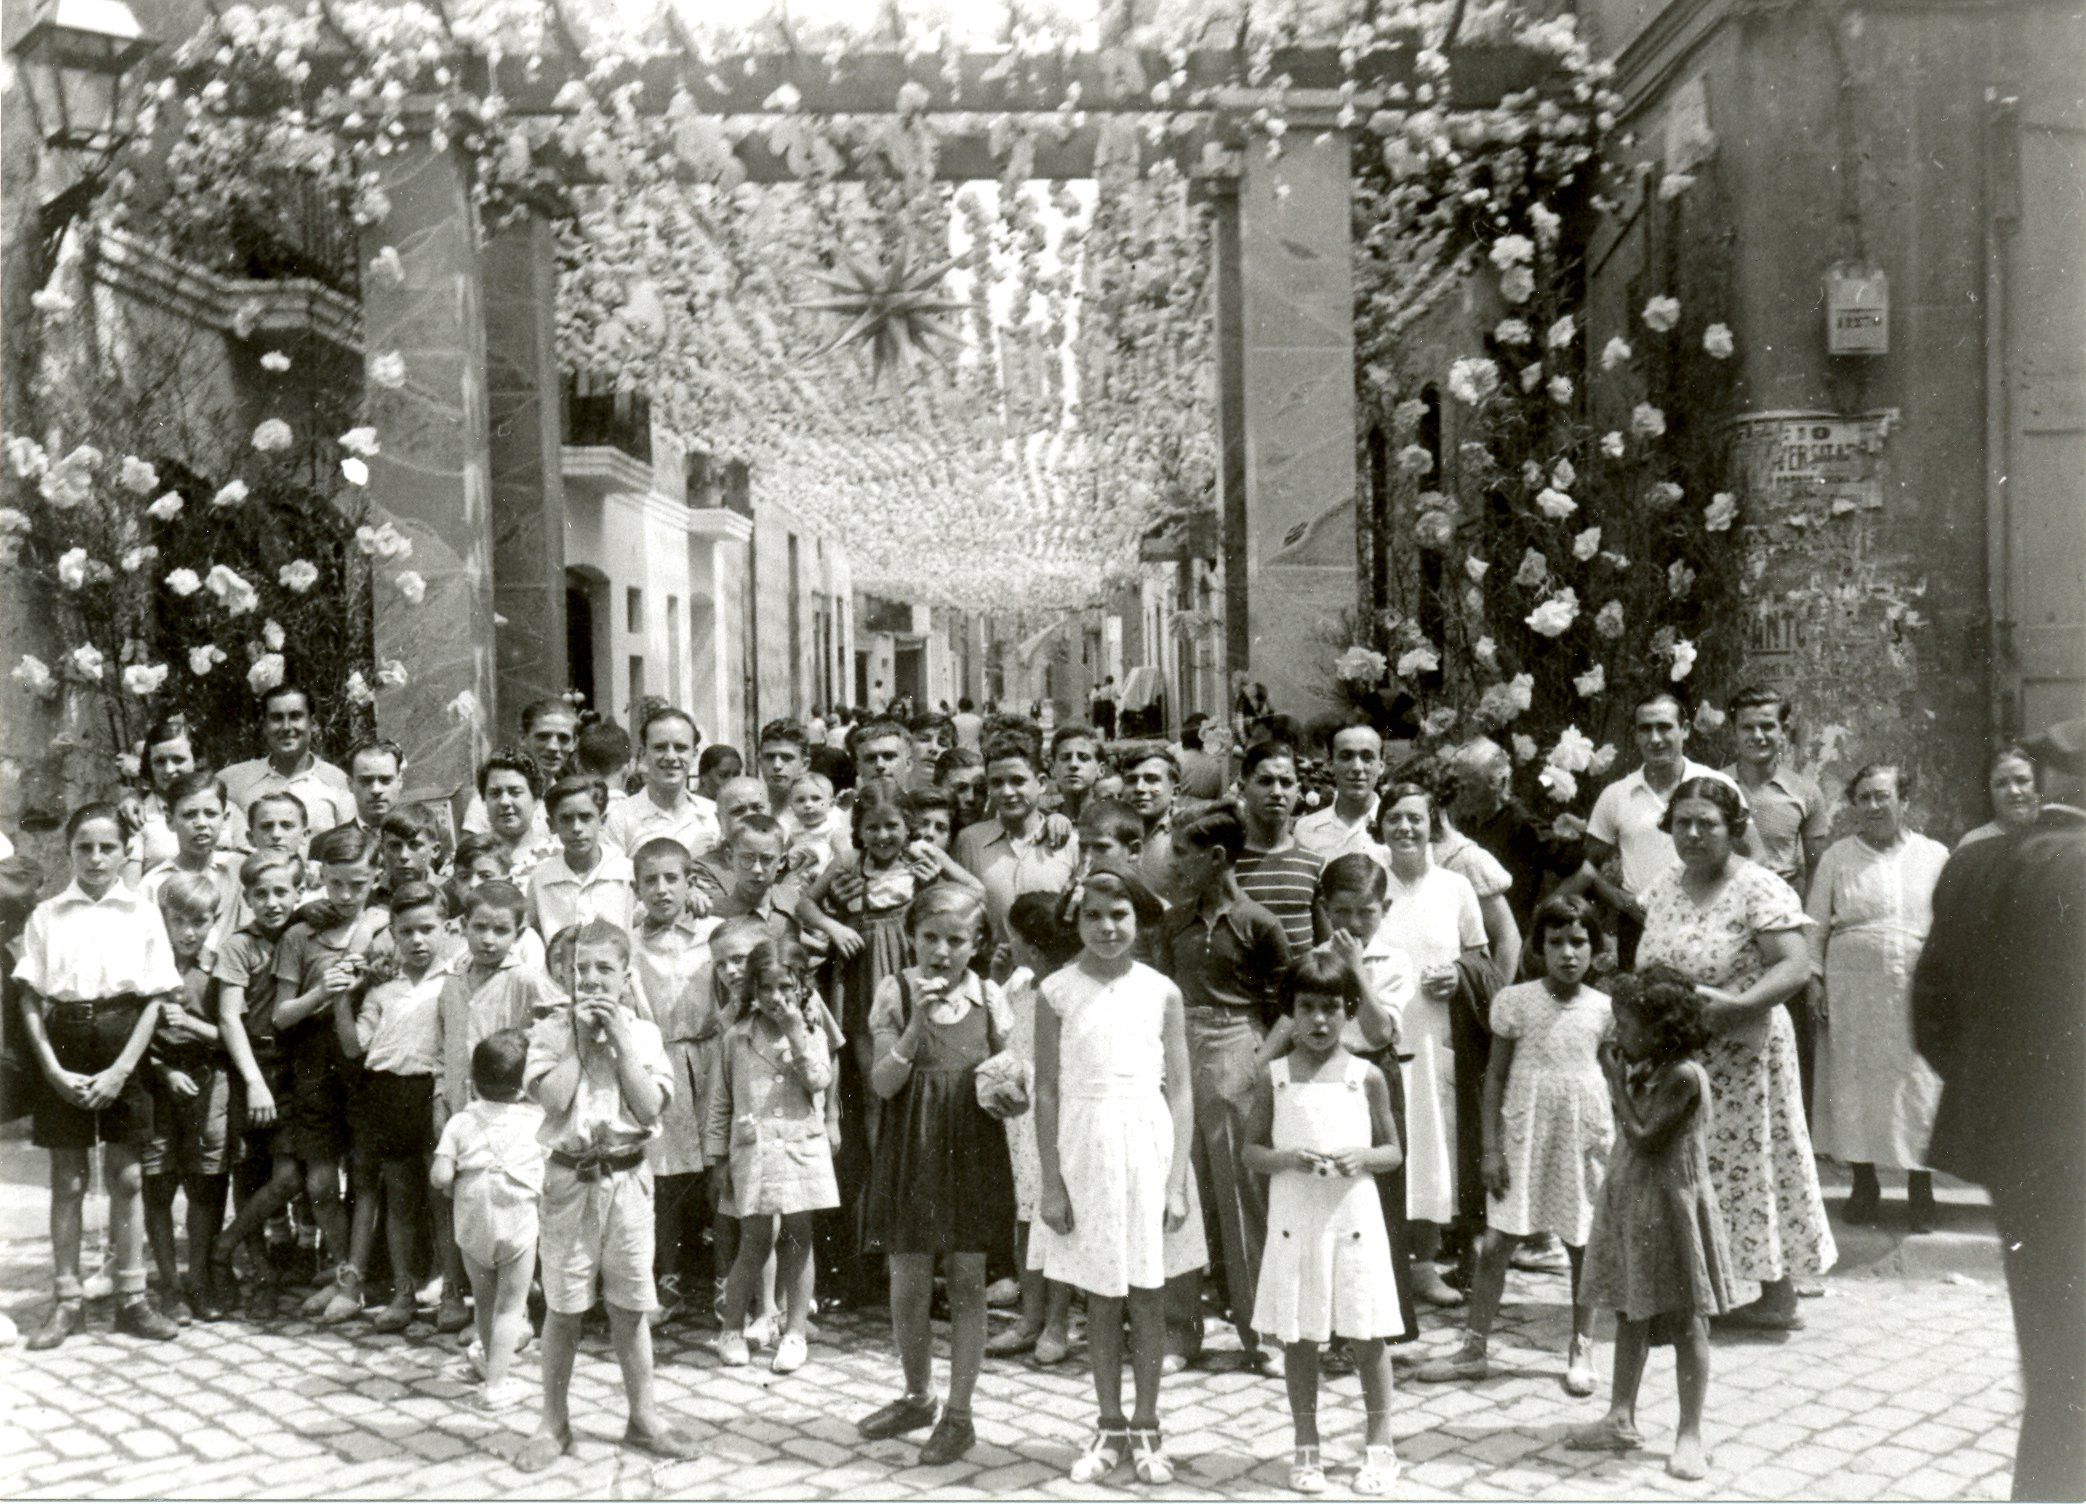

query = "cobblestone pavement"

[{"left": 0, "top": 1132, "right": 2021, "bottom": 1501}]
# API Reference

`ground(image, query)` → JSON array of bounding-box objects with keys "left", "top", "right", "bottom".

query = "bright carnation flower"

[
  {"left": 1641, "top": 296, "right": 1681, "bottom": 333},
  {"left": 189, "top": 645, "right": 227, "bottom": 675},
  {"left": 1705, "top": 493, "right": 1739, "bottom": 532},
  {"left": 1526, "top": 588, "right": 1581, "bottom": 638},
  {"left": 1703, "top": 322, "right": 1736, "bottom": 359},
  {"left": 247, "top": 652, "right": 286, "bottom": 694},
  {"left": 119, "top": 457, "right": 159, "bottom": 495},
  {"left": 279, "top": 559, "right": 320, "bottom": 592},
  {"left": 252, "top": 419, "right": 293, "bottom": 453},
  {"left": 123, "top": 663, "right": 169, "bottom": 697},
  {"left": 165, "top": 568, "right": 202, "bottom": 597}
]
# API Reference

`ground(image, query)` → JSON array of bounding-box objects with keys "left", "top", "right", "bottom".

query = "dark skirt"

[
  {"left": 32, "top": 995, "right": 154, "bottom": 1151},
  {"left": 1362, "top": 1046, "right": 1421, "bottom": 1344},
  {"left": 865, "top": 1066, "right": 1014, "bottom": 1259},
  {"left": 348, "top": 1068, "right": 435, "bottom": 1164}
]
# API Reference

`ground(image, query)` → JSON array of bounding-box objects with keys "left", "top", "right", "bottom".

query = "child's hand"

[
  {"left": 81, "top": 1066, "right": 130, "bottom": 1109},
  {"left": 244, "top": 1079, "right": 278, "bottom": 1126},
  {"left": 49, "top": 1069, "right": 94, "bottom": 1109},
  {"left": 785, "top": 847, "right": 820, "bottom": 878},
  {"left": 1327, "top": 929, "right": 1365, "bottom": 969},
  {"left": 1322, "top": 1148, "right": 1368, "bottom": 1178},
  {"left": 905, "top": 843, "right": 942, "bottom": 884},
  {"left": 1420, "top": 963, "right": 1458, "bottom": 1001},
  {"left": 685, "top": 888, "right": 713, "bottom": 919},
  {"left": 160, "top": 1003, "right": 210, "bottom": 1045},
  {"left": 164, "top": 1068, "right": 199, "bottom": 1100},
  {"left": 575, "top": 994, "right": 617, "bottom": 1045},
  {"left": 829, "top": 865, "right": 868, "bottom": 908},
  {"left": 1482, "top": 1147, "right": 1510, "bottom": 1197},
  {"left": 710, "top": 1166, "right": 731, "bottom": 1210},
  {"left": 828, "top": 922, "right": 864, "bottom": 959},
  {"left": 1164, "top": 1182, "right": 1189, "bottom": 1231},
  {"left": 1040, "top": 1180, "right": 1074, "bottom": 1235},
  {"left": 1039, "top": 813, "right": 1075, "bottom": 850},
  {"left": 321, "top": 958, "right": 362, "bottom": 996}
]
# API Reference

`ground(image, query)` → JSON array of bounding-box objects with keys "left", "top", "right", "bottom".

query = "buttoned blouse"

[
  {"left": 527, "top": 850, "right": 637, "bottom": 939},
  {"left": 703, "top": 1014, "right": 834, "bottom": 1163}
]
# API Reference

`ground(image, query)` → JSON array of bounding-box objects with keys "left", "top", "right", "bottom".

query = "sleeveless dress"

[
  {"left": 1253, "top": 1056, "right": 1402, "bottom": 1344},
  {"left": 1028, "top": 961, "right": 1208, "bottom": 1297},
  {"left": 864, "top": 972, "right": 1016, "bottom": 1258}
]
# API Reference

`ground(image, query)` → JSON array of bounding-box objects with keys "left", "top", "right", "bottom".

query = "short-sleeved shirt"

[
  {"left": 435, "top": 953, "right": 562, "bottom": 1115},
  {"left": 1724, "top": 764, "right": 1830, "bottom": 890},
  {"left": 954, "top": 817, "right": 1081, "bottom": 941},
  {"left": 603, "top": 789, "right": 720, "bottom": 865},
  {"left": 632, "top": 916, "right": 722, "bottom": 1033},
  {"left": 1158, "top": 893, "right": 1290, "bottom": 1021},
  {"left": 1586, "top": 759, "right": 1740, "bottom": 895},
  {"left": 14, "top": 881, "right": 184, "bottom": 1001},
  {"left": 525, "top": 1002, "right": 673, "bottom": 1156},
  {"left": 1294, "top": 798, "right": 1382, "bottom": 865},
  {"left": 221, "top": 754, "right": 354, "bottom": 838},
  {"left": 528, "top": 850, "right": 637, "bottom": 939},
  {"left": 356, "top": 971, "right": 444, "bottom": 1076},
  {"left": 212, "top": 923, "right": 288, "bottom": 1049},
  {"left": 1234, "top": 842, "right": 1325, "bottom": 955},
  {"left": 140, "top": 849, "right": 251, "bottom": 960}
]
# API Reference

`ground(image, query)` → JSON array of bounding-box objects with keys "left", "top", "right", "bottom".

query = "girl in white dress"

[
  {"left": 1245, "top": 949, "right": 1405, "bottom": 1496},
  {"left": 1032, "top": 860, "right": 1205, "bottom": 1486}
]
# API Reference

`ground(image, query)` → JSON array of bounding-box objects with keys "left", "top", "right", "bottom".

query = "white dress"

[
  {"left": 1028, "top": 961, "right": 1208, "bottom": 1297},
  {"left": 1002, "top": 967, "right": 1043, "bottom": 1223},
  {"left": 1252, "top": 1056, "right": 1401, "bottom": 1345},
  {"left": 1807, "top": 833, "right": 1950, "bottom": 1170},
  {"left": 1489, "top": 982, "right": 1615, "bottom": 1243},
  {"left": 1374, "top": 865, "right": 1486, "bottom": 1224}
]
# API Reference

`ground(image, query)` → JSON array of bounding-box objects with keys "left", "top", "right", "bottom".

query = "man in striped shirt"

[{"left": 1232, "top": 740, "right": 1327, "bottom": 954}]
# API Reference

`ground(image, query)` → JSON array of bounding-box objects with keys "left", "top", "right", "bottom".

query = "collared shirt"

[
  {"left": 15, "top": 880, "right": 184, "bottom": 1001},
  {"left": 525, "top": 1001, "right": 672, "bottom": 1156},
  {"left": 221, "top": 754, "right": 354, "bottom": 838},
  {"left": 1235, "top": 841, "right": 1325, "bottom": 954},
  {"left": 632, "top": 914, "right": 722, "bottom": 1034},
  {"left": 1586, "top": 759, "right": 1742, "bottom": 895},
  {"left": 1158, "top": 892, "right": 1290, "bottom": 1022},
  {"left": 140, "top": 849, "right": 251, "bottom": 962},
  {"left": 128, "top": 792, "right": 249, "bottom": 877},
  {"left": 273, "top": 908, "right": 390, "bottom": 1011},
  {"left": 435, "top": 950, "right": 562, "bottom": 1114},
  {"left": 1295, "top": 797, "right": 1382, "bottom": 865},
  {"left": 356, "top": 970, "right": 444, "bottom": 1076},
  {"left": 528, "top": 850, "right": 637, "bottom": 939},
  {"left": 461, "top": 793, "right": 555, "bottom": 852},
  {"left": 954, "top": 817, "right": 1082, "bottom": 940},
  {"left": 711, "top": 879, "right": 804, "bottom": 940},
  {"left": 603, "top": 788, "right": 721, "bottom": 865},
  {"left": 703, "top": 1013, "right": 834, "bottom": 1164},
  {"left": 212, "top": 923, "right": 289, "bottom": 1048},
  {"left": 1725, "top": 763, "right": 1830, "bottom": 889},
  {"left": 952, "top": 711, "right": 983, "bottom": 751},
  {"left": 1349, "top": 930, "right": 1419, "bottom": 1054}
]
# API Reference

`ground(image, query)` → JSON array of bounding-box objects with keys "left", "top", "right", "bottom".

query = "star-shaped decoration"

[{"left": 797, "top": 247, "right": 972, "bottom": 386}]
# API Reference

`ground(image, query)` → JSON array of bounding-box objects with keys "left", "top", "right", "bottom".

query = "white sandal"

[
  {"left": 1131, "top": 1428, "right": 1174, "bottom": 1485},
  {"left": 1069, "top": 1427, "right": 1129, "bottom": 1483},
  {"left": 1289, "top": 1445, "right": 1328, "bottom": 1494},
  {"left": 1355, "top": 1443, "right": 1400, "bottom": 1495}
]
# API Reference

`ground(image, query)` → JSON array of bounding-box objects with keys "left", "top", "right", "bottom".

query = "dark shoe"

[
  {"left": 918, "top": 1412, "right": 976, "bottom": 1466},
  {"left": 1841, "top": 1189, "right": 1881, "bottom": 1226},
  {"left": 243, "top": 1280, "right": 280, "bottom": 1323},
  {"left": 190, "top": 1280, "right": 226, "bottom": 1324},
  {"left": 514, "top": 1429, "right": 573, "bottom": 1474},
  {"left": 369, "top": 1300, "right": 416, "bottom": 1334},
  {"left": 435, "top": 1291, "right": 472, "bottom": 1334},
  {"left": 1320, "top": 1340, "right": 1357, "bottom": 1375},
  {"left": 27, "top": 1300, "right": 86, "bottom": 1351},
  {"left": 1907, "top": 1174, "right": 1937, "bottom": 1234},
  {"left": 857, "top": 1393, "right": 940, "bottom": 1440},
  {"left": 1714, "top": 1298, "right": 1803, "bottom": 1332},
  {"left": 159, "top": 1289, "right": 194, "bottom": 1326},
  {"left": 622, "top": 1421, "right": 700, "bottom": 1461},
  {"left": 116, "top": 1297, "right": 181, "bottom": 1341}
]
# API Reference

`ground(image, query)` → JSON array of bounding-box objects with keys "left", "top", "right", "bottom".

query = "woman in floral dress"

[{"left": 1637, "top": 777, "right": 1834, "bottom": 1329}]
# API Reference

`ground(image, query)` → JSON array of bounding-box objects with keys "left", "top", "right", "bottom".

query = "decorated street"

[{"left": 0, "top": 1135, "right": 2020, "bottom": 1501}]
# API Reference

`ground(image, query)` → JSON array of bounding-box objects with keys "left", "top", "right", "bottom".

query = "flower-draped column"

[
  {"left": 359, "top": 136, "right": 497, "bottom": 807},
  {"left": 1233, "top": 126, "right": 1359, "bottom": 714},
  {"left": 483, "top": 215, "right": 569, "bottom": 728}
]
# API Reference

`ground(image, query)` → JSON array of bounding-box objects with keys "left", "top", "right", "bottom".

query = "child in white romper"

[{"left": 1245, "top": 950, "right": 1406, "bottom": 1496}]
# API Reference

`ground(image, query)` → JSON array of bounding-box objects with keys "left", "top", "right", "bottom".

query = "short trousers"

[
  {"left": 228, "top": 1060, "right": 297, "bottom": 1163},
  {"left": 539, "top": 1159, "right": 657, "bottom": 1316},
  {"left": 348, "top": 1070, "right": 435, "bottom": 1165},
  {"left": 143, "top": 1062, "right": 231, "bottom": 1177},
  {"left": 32, "top": 996, "right": 154, "bottom": 1151},
  {"left": 279, "top": 1027, "right": 348, "bottom": 1163}
]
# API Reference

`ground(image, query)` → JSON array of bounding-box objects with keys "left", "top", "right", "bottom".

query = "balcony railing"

[{"left": 563, "top": 378, "right": 653, "bottom": 464}]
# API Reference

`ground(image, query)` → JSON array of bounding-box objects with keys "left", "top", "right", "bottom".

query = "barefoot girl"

[
  {"left": 1031, "top": 859, "right": 1205, "bottom": 1485},
  {"left": 1570, "top": 964, "right": 1734, "bottom": 1481},
  {"left": 1244, "top": 950, "right": 1406, "bottom": 1495},
  {"left": 857, "top": 886, "right": 1016, "bottom": 1465}
]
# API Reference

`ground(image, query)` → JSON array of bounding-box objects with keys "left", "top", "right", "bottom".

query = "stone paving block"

[{"left": 44, "top": 1428, "right": 104, "bottom": 1460}]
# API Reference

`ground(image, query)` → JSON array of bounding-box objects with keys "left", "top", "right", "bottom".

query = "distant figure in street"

[
  {"left": 1913, "top": 724, "right": 2086, "bottom": 1502},
  {"left": 1091, "top": 677, "right": 1119, "bottom": 741},
  {"left": 952, "top": 697, "right": 984, "bottom": 753}
]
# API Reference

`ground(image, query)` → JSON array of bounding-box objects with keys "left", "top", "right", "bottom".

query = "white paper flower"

[
  {"left": 1631, "top": 403, "right": 1668, "bottom": 438},
  {"left": 1574, "top": 663, "right": 1607, "bottom": 697},
  {"left": 1669, "top": 638, "right": 1699, "bottom": 681},
  {"left": 1695, "top": 703, "right": 1728, "bottom": 731},
  {"left": 345, "top": 669, "right": 375, "bottom": 706},
  {"left": 1396, "top": 443, "right": 1434, "bottom": 477},
  {"left": 1546, "top": 315, "right": 1576, "bottom": 350},
  {"left": 262, "top": 618, "right": 286, "bottom": 651},
  {"left": 30, "top": 287, "right": 74, "bottom": 315},
  {"left": 1703, "top": 323, "right": 1736, "bottom": 359},
  {"left": 1414, "top": 508, "right": 1456, "bottom": 551},
  {"left": 278, "top": 559, "right": 320, "bottom": 592},
  {"left": 1589, "top": 743, "right": 1620, "bottom": 776},
  {"left": 1669, "top": 560, "right": 1698, "bottom": 598},
  {"left": 1423, "top": 706, "right": 1460, "bottom": 737},
  {"left": 1552, "top": 458, "right": 1577, "bottom": 490},
  {"left": 5, "top": 436, "right": 47, "bottom": 478},
  {"left": 1539, "top": 765, "right": 1579, "bottom": 803},
  {"left": 260, "top": 350, "right": 291, "bottom": 373},
  {"left": 1572, "top": 526, "right": 1603, "bottom": 561},
  {"left": 1658, "top": 172, "right": 1696, "bottom": 202},
  {"left": 247, "top": 652, "right": 286, "bottom": 694},
  {"left": 1464, "top": 556, "right": 1490, "bottom": 582},
  {"left": 1526, "top": 588, "right": 1581, "bottom": 637},
  {"left": 1547, "top": 375, "right": 1574, "bottom": 405},
  {"left": 121, "top": 545, "right": 158, "bottom": 573},
  {"left": 1595, "top": 600, "right": 1626, "bottom": 639},
  {"left": 118, "top": 456, "right": 159, "bottom": 495},
  {"left": 211, "top": 479, "right": 250, "bottom": 508},
  {"left": 1500, "top": 265, "right": 1535, "bottom": 304},
  {"left": 206, "top": 563, "right": 259, "bottom": 615},
  {"left": 57, "top": 547, "right": 91, "bottom": 590},
  {"left": 189, "top": 644, "right": 227, "bottom": 675},
  {"left": 147, "top": 492, "right": 184, "bottom": 521},
  {"left": 1488, "top": 234, "right": 1536, "bottom": 269},
  {"left": 1600, "top": 431, "right": 1626, "bottom": 459},
  {"left": 1396, "top": 645, "right": 1440, "bottom": 679},
  {"left": 1334, "top": 645, "right": 1388, "bottom": 684},
  {"left": 252, "top": 419, "right": 293, "bottom": 452},
  {"left": 376, "top": 658, "right": 409, "bottom": 688},
  {"left": 1512, "top": 733, "right": 1539, "bottom": 763},
  {"left": 39, "top": 447, "right": 97, "bottom": 507},
  {"left": 1515, "top": 548, "right": 1549, "bottom": 588},
  {"left": 165, "top": 567, "right": 202, "bottom": 597},
  {"left": 447, "top": 688, "right": 479, "bottom": 723},
  {"left": 339, "top": 426, "right": 381, "bottom": 457},
  {"left": 369, "top": 247, "right": 404, "bottom": 285},
  {"left": 1474, "top": 636, "right": 1499, "bottom": 668},
  {"left": 1705, "top": 492, "right": 1739, "bottom": 532},
  {"left": 1447, "top": 357, "right": 1501, "bottom": 405},
  {"left": 12, "top": 655, "right": 56, "bottom": 697},
  {"left": 1550, "top": 726, "right": 1598, "bottom": 773},
  {"left": 341, "top": 457, "right": 369, "bottom": 487},
  {"left": 1650, "top": 481, "right": 1686, "bottom": 506},
  {"left": 1536, "top": 487, "right": 1576, "bottom": 520},
  {"left": 1528, "top": 203, "right": 1561, "bottom": 244},
  {"left": 69, "top": 644, "right": 104, "bottom": 680},
  {"left": 394, "top": 570, "right": 426, "bottom": 604},
  {"left": 1600, "top": 337, "right": 1633, "bottom": 372},
  {"left": 1521, "top": 361, "right": 1545, "bottom": 393},
  {"left": 1494, "top": 318, "right": 1532, "bottom": 346},
  {"left": 369, "top": 351, "right": 408, "bottom": 388},
  {"left": 1642, "top": 296, "right": 1682, "bottom": 333},
  {"left": 123, "top": 663, "right": 169, "bottom": 697}
]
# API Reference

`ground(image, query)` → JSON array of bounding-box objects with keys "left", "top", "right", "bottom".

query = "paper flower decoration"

[
  {"left": 279, "top": 559, "right": 319, "bottom": 592},
  {"left": 69, "top": 645, "right": 104, "bottom": 680},
  {"left": 123, "top": 663, "right": 169, "bottom": 697},
  {"left": 252, "top": 419, "right": 293, "bottom": 452},
  {"left": 1574, "top": 664, "right": 1606, "bottom": 697},
  {"left": 57, "top": 548, "right": 91, "bottom": 589},
  {"left": 1705, "top": 493, "right": 1739, "bottom": 532},
  {"left": 211, "top": 480, "right": 250, "bottom": 508},
  {"left": 1703, "top": 323, "right": 1736, "bottom": 359},
  {"left": 248, "top": 653, "right": 286, "bottom": 693},
  {"left": 165, "top": 568, "right": 202, "bottom": 597},
  {"left": 1642, "top": 296, "right": 1681, "bottom": 333},
  {"left": 189, "top": 645, "right": 227, "bottom": 675},
  {"left": 1335, "top": 645, "right": 1389, "bottom": 683},
  {"left": 119, "top": 457, "right": 159, "bottom": 495},
  {"left": 147, "top": 492, "right": 184, "bottom": 521},
  {"left": 12, "top": 655, "right": 56, "bottom": 697},
  {"left": 797, "top": 249, "right": 971, "bottom": 386}
]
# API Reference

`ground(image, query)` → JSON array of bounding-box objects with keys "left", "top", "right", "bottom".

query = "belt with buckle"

[{"left": 550, "top": 1147, "right": 645, "bottom": 1181}]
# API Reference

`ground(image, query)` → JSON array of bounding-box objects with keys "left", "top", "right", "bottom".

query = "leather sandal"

[
  {"left": 1288, "top": 1445, "right": 1328, "bottom": 1494},
  {"left": 1130, "top": 1428, "right": 1174, "bottom": 1485}
]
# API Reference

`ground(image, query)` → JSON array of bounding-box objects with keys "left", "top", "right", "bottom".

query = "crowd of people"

[{"left": 3, "top": 676, "right": 2079, "bottom": 1492}]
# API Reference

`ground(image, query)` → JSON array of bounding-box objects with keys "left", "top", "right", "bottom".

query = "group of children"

[{"left": 11, "top": 703, "right": 1738, "bottom": 1486}]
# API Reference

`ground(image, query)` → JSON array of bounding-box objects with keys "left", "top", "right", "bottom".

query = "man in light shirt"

[
  {"left": 604, "top": 708, "right": 718, "bottom": 862},
  {"left": 220, "top": 683, "right": 354, "bottom": 834},
  {"left": 1722, "top": 686, "right": 1829, "bottom": 896},
  {"left": 1294, "top": 723, "right": 1386, "bottom": 864}
]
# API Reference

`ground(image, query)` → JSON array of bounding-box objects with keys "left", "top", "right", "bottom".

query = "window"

[
  {"left": 626, "top": 587, "right": 643, "bottom": 634},
  {"left": 629, "top": 654, "right": 645, "bottom": 708}
]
